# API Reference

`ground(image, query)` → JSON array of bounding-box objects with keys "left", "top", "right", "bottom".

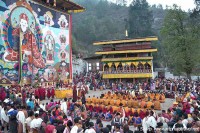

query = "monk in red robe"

[
  {"left": 22, "top": 90, "right": 26, "bottom": 105},
  {"left": 73, "top": 85, "right": 77, "bottom": 102},
  {"left": 47, "top": 88, "right": 51, "bottom": 99},
  {"left": 89, "top": 105, "right": 93, "bottom": 112},
  {"left": 51, "top": 88, "right": 55, "bottom": 99},
  {"left": 0, "top": 88, "right": 6, "bottom": 101},
  {"left": 38, "top": 87, "right": 43, "bottom": 100},
  {"left": 43, "top": 88, "right": 46, "bottom": 100},
  {"left": 35, "top": 89, "right": 39, "bottom": 98},
  {"left": 102, "top": 106, "right": 107, "bottom": 114},
  {"left": 139, "top": 110, "right": 146, "bottom": 119}
]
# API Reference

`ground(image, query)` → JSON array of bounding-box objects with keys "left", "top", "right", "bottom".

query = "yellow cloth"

[{"left": 55, "top": 89, "right": 73, "bottom": 99}]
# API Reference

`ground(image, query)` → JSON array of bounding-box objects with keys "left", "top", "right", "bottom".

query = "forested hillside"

[
  {"left": 72, "top": 0, "right": 165, "bottom": 56},
  {"left": 72, "top": 0, "right": 200, "bottom": 76}
]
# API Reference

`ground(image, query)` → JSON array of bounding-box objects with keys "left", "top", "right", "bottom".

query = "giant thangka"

[{"left": 0, "top": 0, "right": 71, "bottom": 85}]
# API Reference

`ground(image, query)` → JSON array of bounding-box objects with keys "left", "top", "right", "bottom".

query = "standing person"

[
  {"left": 0, "top": 88, "right": 6, "bottom": 101},
  {"left": 142, "top": 112, "right": 149, "bottom": 133},
  {"left": 146, "top": 111, "right": 157, "bottom": 132},
  {"left": 70, "top": 117, "right": 81, "bottom": 133},
  {"left": 61, "top": 98, "right": 68, "bottom": 116},
  {"left": 27, "top": 99, "right": 34, "bottom": 110},
  {"left": 81, "top": 93, "right": 86, "bottom": 105},
  {"left": 47, "top": 88, "right": 51, "bottom": 99},
  {"left": 39, "top": 87, "right": 43, "bottom": 100},
  {"left": 41, "top": 87, "right": 46, "bottom": 100},
  {"left": 34, "top": 88, "right": 39, "bottom": 99},
  {"left": 51, "top": 87, "right": 55, "bottom": 99},
  {"left": 30, "top": 113, "right": 43, "bottom": 132},
  {"left": 85, "top": 122, "right": 96, "bottom": 133},
  {"left": 7, "top": 104, "right": 18, "bottom": 133},
  {"left": 22, "top": 90, "right": 27, "bottom": 105},
  {"left": 16, "top": 106, "right": 26, "bottom": 133},
  {"left": 34, "top": 96, "right": 40, "bottom": 108},
  {"left": 1, "top": 103, "right": 9, "bottom": 132},
  {"left": 73, "top": 85, "right": 77, "bottom": 102}
]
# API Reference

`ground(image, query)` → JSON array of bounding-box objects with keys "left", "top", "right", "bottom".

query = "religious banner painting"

[{"left": 0, "top": 0, "right": 71, "bottom": 85}]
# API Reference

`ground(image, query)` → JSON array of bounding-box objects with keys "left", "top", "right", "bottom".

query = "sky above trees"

[{"left": 109, "top": 0, "right": 196, "bottom": 11}]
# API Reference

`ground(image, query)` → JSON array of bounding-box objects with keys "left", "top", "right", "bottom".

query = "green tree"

[
  {"left": 128, "top": 0, "right": 153, "bottom": 38},
  {"left": 161, "top": 5, "right": 200, "bottom": 78}
]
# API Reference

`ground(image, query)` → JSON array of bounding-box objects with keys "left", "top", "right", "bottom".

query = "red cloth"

[
  {"left": 125, "top": 110, "right": 131, "bottom": 117},
  {"left": 89, "top": 105, "right": 93, "bottom": 112},
  {"left": 22, "top": 91, "right": 26, "bottom": 104},
  {"left": 109, "top": 107, "right": 113, "bottom": 114},
  {"left": 1, "top": 90, "right": 6, "bottom": 101},
  {"left": 35, "top": 89, "right": 39, "bottom": 97},
  {"left": 139, "top": 110, "right": 146, "bottom": 119},
  {"left": 45, "top": 125, "right": 55, "bottom": 133},
  {"left": 42, "top": 88, "right": 46, "bottom": 98},
  {"left": 67, "top": 102, "right": 71, "bottom": 110},
  {"left": 47, "top": 89, "right": 51, "bottom": 99},
  {"left": 51, "top": 89, "right": 55, "bottom": 98},
  {"left": 55, "top": 110, "right": 60, "bottom": 116},
  {"left": 102, "top": 107, "right": 107, "bottom": 114},
  {"left": 73, "top": 86, "right": 77, "bottom": 102}
]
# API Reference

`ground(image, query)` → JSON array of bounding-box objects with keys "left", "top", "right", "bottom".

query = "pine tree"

[{"left": 128, "top": 0, "right": 153, "bottom": 38}]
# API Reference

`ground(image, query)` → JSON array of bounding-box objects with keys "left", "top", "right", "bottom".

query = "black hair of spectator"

[
  {"left": 74, "top": 117, "right": 81, "bottom": 124},
  {"left": 35, "top": 113, "right": 39, "bottom": 117}
]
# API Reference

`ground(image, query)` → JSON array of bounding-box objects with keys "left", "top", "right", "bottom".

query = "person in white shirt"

[
  {"left": 39, "top": 103, "right": 46, "bottom": 111},
  {"left": 70, "top": 117, "right": 81, "bottom": 133},
  {"left": 61, "top": 98, "right": 68, "bottom": 115},
  {"left": 139, "top": 87, "right": 143, "bottom": 95},
  {"left": 157, "top": 113, "right": 165, "bottom": 123},
  {"left": 25, "top": 111, "right": 34, "bottom": 132},
  {"left": 182, "top": 114, "right": 189, "bottom": 127},
  {"left": 172, "top": 118, "right": 187, "bottom": 132},
  {"left": 30, "top": 113, "right": 43, "bottom": 131},
  {"left": 146, "top": 111, "right": 157, "bottom": 131},
  {"left": 17, "top": 107, "right": 26, "bottom": 133},
  {"left": 131, "top": 90, "right": 135, "bottom": 98},
  {"left": 142, "top": 112, "right": 149, "bottom": 133},
  {"left": 85, "top": 122, "right": 96, "bottom": 133},
  {"left": 0, "top": 106, "right": 9, "bottom": 131}
]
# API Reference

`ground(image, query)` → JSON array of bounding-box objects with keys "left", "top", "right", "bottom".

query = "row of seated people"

[
  {"left": 84, "top": 103, "right": 157, "bottom": 124},
  {"left": 101, "top": 92, "right": 166, "bottom": 102},
  {"left": 84, "top": 98, "right": 161, "bottom": 111},
  {"left": 86, "top": 95, "right": 164, "bottom": 109},
  {"left": 86, "top": 98, "right": 161, "bottom": 110}
]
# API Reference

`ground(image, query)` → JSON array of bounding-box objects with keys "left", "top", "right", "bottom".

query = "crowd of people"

[{"left": 0, "top": 72, "right": 199, "bottom": 133}]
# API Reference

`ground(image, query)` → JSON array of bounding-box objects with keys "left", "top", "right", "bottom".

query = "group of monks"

[
  {"left": 82, "top": 91, "right": 166, "bottom": 121},
  {"left": 34, "top": 87, "right": 55, "bottom": 100}
]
